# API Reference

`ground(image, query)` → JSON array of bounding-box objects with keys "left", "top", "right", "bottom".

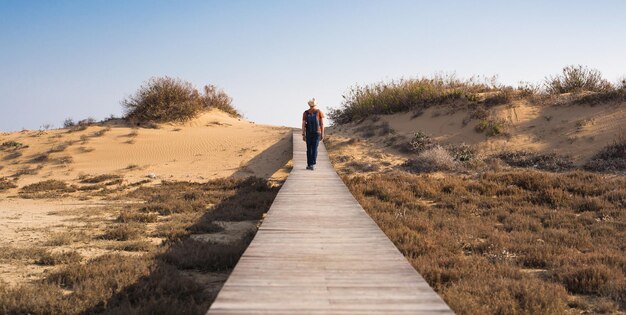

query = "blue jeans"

[{"left": 306, "top": 133, "right": 320, "bottom": 167}]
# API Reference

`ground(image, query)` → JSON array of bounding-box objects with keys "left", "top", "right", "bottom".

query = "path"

[{"left": 207, "top": 131, "right": 453, "bottom": 314}]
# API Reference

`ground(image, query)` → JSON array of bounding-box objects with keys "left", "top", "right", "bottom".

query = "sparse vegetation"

[
  {"left": 0, "top": 140, "right": 28, "bottom": 151},
  {"left": 64, "top": 117, "right": 96, "bottom": 132},
  {"left": 20, "top": 180, "right": 75, "bottom": 194},
  {"left": 36, "top": 251, "right": 82, "bottom": 266},
  {"left": 79, "top": 174, "right": 122, "bottom": 184},
  {"left": 0, "top": 176, "right": 282, "bottom": 314},
  {"left": 475, "top": 119, "right": 506, "bottom": 136},
  {"left": 0, "top": 177, "right": 17, "bottom": 191}
]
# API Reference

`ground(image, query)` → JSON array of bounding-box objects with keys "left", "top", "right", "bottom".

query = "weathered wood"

[{"left": 207, "top": 131, "right": 453, "bottom": 314}]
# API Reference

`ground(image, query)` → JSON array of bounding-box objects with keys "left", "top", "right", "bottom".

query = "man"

[{"left": 302, "top": 98, "right": 324, "bottom": 170}]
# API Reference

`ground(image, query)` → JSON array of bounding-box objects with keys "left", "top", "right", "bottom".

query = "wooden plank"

[{"left": 207, "top": 131, "right": 453, "bottom": 314}]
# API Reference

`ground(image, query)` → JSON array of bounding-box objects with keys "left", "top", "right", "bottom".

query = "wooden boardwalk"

[{"left": 207, "top": 131, "right": 453, "bottom": 314}]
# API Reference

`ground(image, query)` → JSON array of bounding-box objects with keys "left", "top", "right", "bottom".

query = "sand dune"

[
  {"left": 0, "top": 109, "right": 292, "bottom": 188},
  {"left": 330, "top": 100, "right": 625, "bottom": 163}
]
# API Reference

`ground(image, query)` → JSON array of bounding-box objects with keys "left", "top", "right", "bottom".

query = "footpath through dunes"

[{"left": 208, "top": 131, "right": 453, "bottom": 314}]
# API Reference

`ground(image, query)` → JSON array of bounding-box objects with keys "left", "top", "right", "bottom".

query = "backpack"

[{"left": 305, "top": 110, "right": 319, "bottom": 135}]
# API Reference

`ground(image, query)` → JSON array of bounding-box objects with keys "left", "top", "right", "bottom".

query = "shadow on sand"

[{"left": 80, "top": 131, "right": 293, "bottom": 314}]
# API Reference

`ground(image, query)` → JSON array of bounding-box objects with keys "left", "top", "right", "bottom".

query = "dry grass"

[
  {"left": 342, "top": 170, "right": 625, "bottom": 313},
  {"left": 497, "top": 150, "right": 574, "bottom": 172},
  {"left": 0, "top": 140, "right": 28, "bottom": 151},
  {"left": 99, "top": 224, "right": 143, "bottom": 241},
  {"left": 79, "top": 174, "right": 122, "bottom": 184},
  {"left": 162, "top": 239, "right": 249, "bottom": 271},
  {"left": 19, "top": 179, "right": 77, "bottom": 198},
  {"left": 0, "top": 177, "right": 281, "bottom": 314},
  {"left": 45, "top": 231, "right": 90, "bottom": 246},
  {"left": 36, "top": 250, "right": 82, "bottom": 266},
  {"left": 0, "top": 246, "right": 47, "bottom": 262},
  {"left": 116, "top": 210, "right": 158, "bottom": 223}
]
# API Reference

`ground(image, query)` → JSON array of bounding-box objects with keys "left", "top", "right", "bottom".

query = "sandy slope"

[
  {"left": 330, "top": 100, "right": 625, "bottom": 163},
  {"left": 0, "top": 109, "right": 292, "bottom": 187},
  {"left": 0, "top": 109, "right": 293, "bottom": 286}
]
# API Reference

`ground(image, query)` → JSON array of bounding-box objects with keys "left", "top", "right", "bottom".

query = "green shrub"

[
  {"left": 475, "top": 119, "right": 506, "bottom": 136},
  {"left": 123, "top": 77, "right": 203, "bottom": 123}
]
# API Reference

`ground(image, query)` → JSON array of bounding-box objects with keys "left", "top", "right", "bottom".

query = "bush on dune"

[
  {"left": 544, "top": 65, "right": 613, "bottom": 94},
  {"left": 328, "top": 75, "right": 503, "bottom": 124},
  {"left": 123, "top": 77, "right": 240, "bottom": 123},
  {"left": 201, "top": 85, "right": 240, "bottom": 118},
  {"left": 329, "top": 65, "right": 625, "bottom": 124}
]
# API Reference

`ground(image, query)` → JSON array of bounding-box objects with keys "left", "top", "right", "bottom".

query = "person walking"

[{"left": 302, "top": 98, "right": 324, "bottom": 170}]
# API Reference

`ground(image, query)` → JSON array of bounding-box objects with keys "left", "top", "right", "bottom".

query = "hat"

[{"left": 308, "top": 98, "right": 317, "bottom": 107}]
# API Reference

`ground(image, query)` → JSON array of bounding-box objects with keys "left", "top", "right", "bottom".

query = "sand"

[
  {"left": 0, "top": 109, "right": 292, "bottom": 187},
  {"left": 0, "top": 109, "right": 293, "bottom": 286}
]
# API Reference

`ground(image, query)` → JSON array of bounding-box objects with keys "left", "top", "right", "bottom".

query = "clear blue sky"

[{"left": 1, "top": 0, "right": 625, "bottom": 131}]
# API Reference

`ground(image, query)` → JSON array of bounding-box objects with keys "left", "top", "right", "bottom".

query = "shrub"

[
  {"left": 63, "top": 118, "right": 75, "bottom": 128},
  {"left": 0, "top": 141, "right": 27, "bottom": 151},
  {"left": 584, "top": 137, "right": 626, "bottom": 172},
  {"left": 475, "top": 119, "right": 506, "bottom": 136},
  {"left": 498, "top": 151, "right": 574, "bottom": 172},
  {"left": 403, "top": 146, "right": 457, "bottom": 172},
  {"left": 99, "top": 224, "right": 143, "bottom": 241},
  {"left": 201, "top": 85, "right": 240, "bottom": 117},
  {"left": 328, "top": 75, "right": 503, "bottom": 124},
  {"left": 447, "top": 143, "right": 476, "bottom": 162},
  {"left": 545, "top": 65, "right": 613, "bottom": 94},
  {"left": 20, "top": 180, "right": 75, "bottom": 193},
  {"left": 408, "top": 131, "right": 435, "bottom": 153},
  {"left": 123, "top": 77, "right": 203, "bottom": 123}
]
